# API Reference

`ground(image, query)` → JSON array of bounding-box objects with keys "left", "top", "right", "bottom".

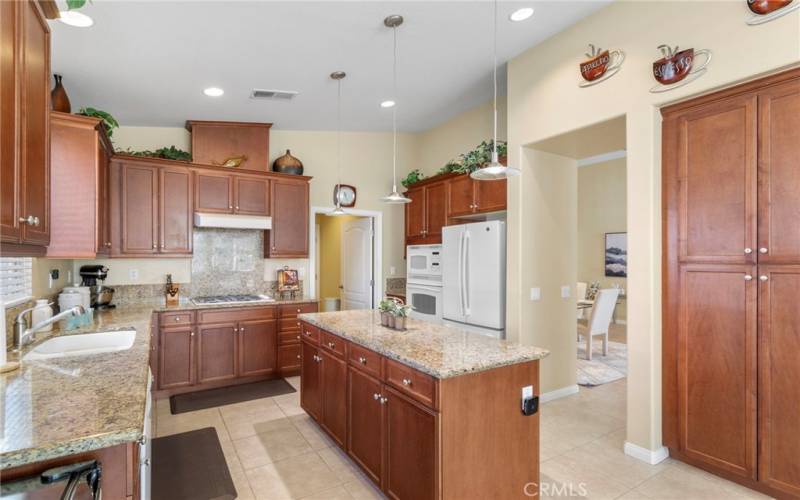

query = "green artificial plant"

[
  {"left": 401, "top": 168, "right": 426, "bottom": 188},
  {"left": 118, "top": 146, "right": 192, "bottom": 162},
  {"left": 77, "top": 107, "right": 119, "bottom": 138}
]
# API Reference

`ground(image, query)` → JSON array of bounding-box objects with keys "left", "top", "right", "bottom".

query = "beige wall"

[
  {"left": 32, "top": 258, "right": 74, "bottom": 298},
  {"left": 316, "top": 214, "right": 363, "bottom": 300},
  {"left": 415, "top": 98, "right": 507, "bottom": 177},
  {"left": 577, "top": 158, "right": 627, "bottom": 321},
  {"left": 506, "top": 0, "right": 799, "bottom": 454}
]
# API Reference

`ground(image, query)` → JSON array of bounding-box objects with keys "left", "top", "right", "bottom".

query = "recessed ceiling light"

[
  {"left": 58, "top": 11, "right": 94, "bottom": 27},
  {"left": 509, "top": 7, "right": 534, "bottom": 22},
  {"left": 203, "top": 87, "right": 224, "bottom": 97},
  {"left": 380, "top": 100, "right": 395, "bottom": 108}
]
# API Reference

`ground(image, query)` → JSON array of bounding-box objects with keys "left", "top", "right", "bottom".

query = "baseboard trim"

[
  {"left": 624, "top": 441, "right": 669, "bottom": 465},
  {"left": 540, "top": 384, "right": 580, "bottom": 403}
]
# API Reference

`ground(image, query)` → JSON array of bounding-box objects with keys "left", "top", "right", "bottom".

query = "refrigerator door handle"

[
  {"left": 463, "top": 231, "right": 471, "bottom": 316},
  {"left": 459, "top": 230, "right": 466, "bottom": 317}
]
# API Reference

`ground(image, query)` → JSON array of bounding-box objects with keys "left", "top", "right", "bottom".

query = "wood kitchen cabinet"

[
  {"left": 1, "top": 0, "right": 51, "bottom": 255},
  {"left": 347, "top": 367, "right": 384, "bottom": 486},
  {"left": 267, "top": 176, "right": 310, "bottom": 258},
  {"left": 320, "top": 347, "right": 347, "bottom": 447},
  {"left": 158, "top": 326, "right": 195, "bottom": 390},
  {"left": 405, "top": 181, "right": 447, "bottom": 245},
  {"left": 278, "top": 302, "right": 319, "bottom": 376},
  {"left": 301, "top": 339, "right": 323, "bottom": 421},
  {"left": 47, "top": 112, "right": 113, "bottom": 258},
  {"left": 238, "top": 318, "right": 277, "bottom": 377},
  {"left": 663, "top": 68, "right": 800, "bottom": 498},
  {"left": 197, "top": 322, "right": 238, "bottom": 385},
  {"left": 187, "top": 120, "right": 272, "bottom": 172},
  {"left": 194, "top": 170, "right": 269, "bottom": 216},
  {"left": 159, "top": 166, "right": 193, "bottom": 253},
  {"left": 119, "top": 162, "right": 158, "bottom": 255}
]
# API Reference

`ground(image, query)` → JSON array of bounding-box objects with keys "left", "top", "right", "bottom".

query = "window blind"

[{"left": 0, "top": 257, "right": 33, "bottom": 307}]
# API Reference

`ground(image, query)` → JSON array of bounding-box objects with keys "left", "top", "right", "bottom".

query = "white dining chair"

[
  {"left": 576, "top": 282, "right": 588, "bottom": 319},
  {"left": 577, "top": 288, "right": 620, "bottom": 361}
]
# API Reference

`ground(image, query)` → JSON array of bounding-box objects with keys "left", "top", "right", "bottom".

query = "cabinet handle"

[
  {"left": 373, "top": 393, "right": 381, "bottom": 401},
  {"left": 380, "top": 397, "right": 388, "bottom": 405},
  {"left": 358, "top": 356, "right": 367, "bottom": 364},
  {"left": 18, "top": 215, "right": 33, "bottom": 225},
  {"left": 141, "top": 458, "right": 151, "bottom": 467},
  {"left": 744, "top": 275, "right": 753, "bottom": 281},
  {"left": 744, "top": 248, "right": 753, "bottom": 254},
  {"left": 759, "top": 247, "right": 768, "bottom": 254},
  {"left": 760, "top": 275, "right": 769, "bottom": 282},
  {"left": 402, "top": 378, "right": 412, "bottom": 386}
]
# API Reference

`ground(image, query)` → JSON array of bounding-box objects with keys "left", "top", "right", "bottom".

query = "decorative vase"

[
  {"left": 393, "top": 316, "right": 406, "bottom": 331},
  {"left": 272, "top": 149, "right": 304, "bottom": 175},
  {"left": 387, "top": 314, "right": 396, "bottom": 329},
  {"left": 380, "top": 311, "right": 390, "bottom": 326},
  {"left": 51, "top": 74, "right": 71, "bottom": 113}
]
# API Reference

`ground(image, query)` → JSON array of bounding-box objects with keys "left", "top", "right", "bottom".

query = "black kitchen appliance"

[{"left": 79, "top": 265, "right": 115, "bottom": 309}]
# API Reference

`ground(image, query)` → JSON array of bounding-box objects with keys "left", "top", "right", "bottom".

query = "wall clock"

[{"left": 333, "top": 184, "right": 357, "bottom": 207}]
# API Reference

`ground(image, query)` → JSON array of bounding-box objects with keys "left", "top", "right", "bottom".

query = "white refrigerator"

[{"left": 442, "top": 221, "right": 506, "bottom": 338}]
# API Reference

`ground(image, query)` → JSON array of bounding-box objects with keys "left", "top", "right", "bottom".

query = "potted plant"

[
  {"left": 401, "top": 168, "right": 426, "bottom": 188},
  {"left": 378, "top": 299, "right": 396, "bottom": 327},
  {"left": 77, "top": 107, "right": 119, "bottom": 138},
  {"left": 392, "top": 303, "right": 413, "bottom": 331}
]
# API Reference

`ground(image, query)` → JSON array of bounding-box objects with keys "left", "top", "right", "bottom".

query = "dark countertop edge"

[
  {"left": 297, "top": 313, "right": 549, "bottom": 379},
  {"left": 148, "top": 297, "right": 318, "bottom": 312}
]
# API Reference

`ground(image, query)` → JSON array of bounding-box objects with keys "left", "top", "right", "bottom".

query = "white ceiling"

[{"left": 50, "top": 1, "right": 610, "bottom": 132}]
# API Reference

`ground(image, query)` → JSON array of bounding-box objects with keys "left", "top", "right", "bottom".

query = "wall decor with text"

[
  {"left": 650, "top": 45, "right": 712, "bottom": 93},
  {"left": 579, "top": 44, "right": 625, "bottom": 87},
  {"left": 746, "top": 0, "right": 798, "bottom": 25}
]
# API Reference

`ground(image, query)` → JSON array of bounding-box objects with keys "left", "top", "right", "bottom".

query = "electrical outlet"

[
  {"left": 561, "top": 286, "right": 571, "bottom": 299},
  {"left": 129, "top": 269, "right": 139, "bottom": 281},
  {"left": 530, "top": 287, "right": 541, "bottom": 301},
  {"left": 390, "top": 266, "right": 396, "bottom": 276}
]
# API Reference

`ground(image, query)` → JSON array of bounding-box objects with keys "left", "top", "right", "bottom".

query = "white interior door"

[{"left": 341, "top": 217, "right": 373, "bottom": 310}]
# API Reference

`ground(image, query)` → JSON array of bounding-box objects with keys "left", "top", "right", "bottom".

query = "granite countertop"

[
  {"left": 298, "top": 310, "right": 549, "bottom": 379},
  {"left": 1, "top": 306, "right": 154, "bottom": 470}
]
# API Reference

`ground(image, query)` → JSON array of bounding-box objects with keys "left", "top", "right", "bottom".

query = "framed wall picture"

[{"left": 605, "top": 232, "right": 627, "bottom": 277}]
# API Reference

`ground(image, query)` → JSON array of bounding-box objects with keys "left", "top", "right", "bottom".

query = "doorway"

[{"left": 309, "top": 207, "right": 383, "bottom": 311}]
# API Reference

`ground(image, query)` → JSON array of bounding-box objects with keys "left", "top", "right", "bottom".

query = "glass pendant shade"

[{"left": 381, "top": 188, "right": 411, "bottom": 204}]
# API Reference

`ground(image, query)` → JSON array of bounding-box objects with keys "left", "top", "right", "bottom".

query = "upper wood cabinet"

[
  {"left": 187, "top": 120, "right": 272, "bottom": 172},
  {"left": 119, "top": 162, "right": 158, "bottom": 255},
  {"left": 0, "top": 0, "right": 50, "bottom": 254},
  {"left": 47, "top": 112, "right": 113, "bottom": 258},
  {"left": 195, "top": 171, "right": 269, "bottom": 216},
  {"left": 268, "top": 177, "right": 310, "bottom": 258},
  {"left": 234, "top": 175, "right": 269, "bottom": 215},
  {"left": 159, "top": 167, "right": 193, "bottom": 253},
  {"left": 405, "top": 173, "right": 506, "bottom": 247}
]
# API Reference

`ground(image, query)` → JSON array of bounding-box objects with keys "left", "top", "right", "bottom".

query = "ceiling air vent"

[{"left": 250, "top": 89, "right": 299, "bottom": 100}]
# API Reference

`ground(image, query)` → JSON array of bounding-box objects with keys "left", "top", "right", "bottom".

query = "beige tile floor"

[{"left": 155, "top": 377, "right": 773, "bottom": 499}]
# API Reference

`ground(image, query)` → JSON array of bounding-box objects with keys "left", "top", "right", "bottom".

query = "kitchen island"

[{"left": 298, "top": 309, "right": 549, "bottom": 500}]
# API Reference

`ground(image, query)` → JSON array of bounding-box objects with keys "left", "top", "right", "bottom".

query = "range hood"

[{"left": 194, "top": 212, "right": 272, "bottom": 230}]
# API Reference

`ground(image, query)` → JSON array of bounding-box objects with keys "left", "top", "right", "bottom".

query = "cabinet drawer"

[
  {"left": 320, "top": 330, "right": 346, "bottom": 358},
  {"left": 280, "top": 330, "right": 302, "bottom": 345},
  {"left": 300, "top": 322, "right": 319, "bottom": 344},
  {"left": 278, "top": 344, "right": 302, "bottom": 370},
  {"left": 348, "top": 343, "right": 382, "bottom": 379},
  {"left": 197, "top": 306, "right": 274, "bottom": 324},
  {"left": 279, "top": 302, "right": 318, "bottom": 318},
  {"left": 279, "top": 317, "right": 303, "bottom": 332},
  {"left": 384, "top": 358, "right": 437, "bottom": 409},
  {"left": 159, "top": 311, "right": 195, "bottom": 326}
]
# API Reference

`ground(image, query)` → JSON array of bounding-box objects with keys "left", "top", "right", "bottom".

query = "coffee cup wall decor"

[
  {"left": 746, "top": 0, "right": 799, "bottom": 24},
  {"left": 579, "top": 44, "right": 625, "bottom": 87},
  {"left": 650, "top": 45, "right": 712, "bottom": 93}
]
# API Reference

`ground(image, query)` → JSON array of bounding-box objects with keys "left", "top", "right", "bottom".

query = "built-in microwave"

[{"left": 407, "top": 244, "right": 442, "bottom": 285}]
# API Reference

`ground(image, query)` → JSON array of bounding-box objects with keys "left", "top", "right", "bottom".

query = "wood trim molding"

[
  {"left": 110, "top": 154, "right": 312, "bottom": 182},
  {"left": 185, "top": 120, "right": 273, "bottom": 132},
  {"left": 36, "top": 0, "right": 59, "bottom": 19}
]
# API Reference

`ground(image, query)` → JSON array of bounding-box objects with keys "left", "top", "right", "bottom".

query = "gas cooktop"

[{"left": 191, "top": 294, "right": 275, "bottom": 305}]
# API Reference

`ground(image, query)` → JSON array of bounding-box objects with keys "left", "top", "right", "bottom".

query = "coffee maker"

[{"left": 79, "top": 265, "right": 115, "bottom": 309}]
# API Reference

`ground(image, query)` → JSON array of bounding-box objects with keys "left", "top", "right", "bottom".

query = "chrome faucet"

[{"left": 13, "top": 304, "right": 85, "bottom": 350}]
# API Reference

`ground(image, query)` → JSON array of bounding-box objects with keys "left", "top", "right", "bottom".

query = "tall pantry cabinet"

[{"left": 662, "top": 68, "right": 800, "bottom": 498}]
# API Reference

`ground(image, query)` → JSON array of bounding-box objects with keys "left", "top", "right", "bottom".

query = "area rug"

[
  {"left": 576, "top": 341, "right": 627, "bottom": 387},
  {"left": 170, "top": 378, "right": 296, "bottom": 414},
  {"left": 152, "top": 427, "right": 236, "bottom": 500}
]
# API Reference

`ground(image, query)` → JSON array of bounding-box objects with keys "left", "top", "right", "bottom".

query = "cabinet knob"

[
  {"left": 744, "top": 275, "right": 753, "bottom": 281},
  {"left": 759, "top": 247, "right": 768, "bottom": 254},
  {"left": 234, "top": 327, "right": 238, "bottom": 333},
  {"left": 358, "top": 356, "right": 367, "bottom": 364},
  {"left": 190, "top": 331, "right": 194, "bottom": 337},
  {"left": 760, "top": 275, "right": 769, "bottom": 282},
  {"left": 18, "top": 215, "right": 35, "bottom": 225},
  {"left": 106, "top": 242, "right": 112, "bottom": 247},
  {"left": 229, "top": 205, "right": 233, "bottom": 210},
  {"left": 296, "top": 335, "right": 300, "bottom": 340},
  {"left": 235, "top": 206, "right": 240, "bottom": 211},
  {"left": 328, "top": 342, "right": 335, "bottom": 349},
  {"left": 152, "top": 243, "right": 157, "bottom": 249},
  {"left": 744, "top": 248, "right": 753, "bottom": 254},
  {"left": 380, "top": 397, "right": 388, "bottom": 405},
  {"left": 373, "top": 393, "right": 381, "bottom": 401},
  {"left": 402, "top": 378, "right": 412, "bottom": 386},
  {"left": 241, "top": 327, "right": 245, "bottom": 333},
  {"left": 33, "top": 216, "right": 40, "bottom": 226},
  {"left": 296, "top": 355, "right": 301, "bottom": 359},
  {"left": 296, "top": 321, "right": 301, "bottom": 326},
  {"left": 297, "top": 308, "right": 301, "bottom": 313},
  {"left": 175, "top": 317, "right": 180, "bottom": 321}
]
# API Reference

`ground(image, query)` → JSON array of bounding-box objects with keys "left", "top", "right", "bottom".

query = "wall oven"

[{"left": 406, "top": 283, "right": 443, "bottom": 323}]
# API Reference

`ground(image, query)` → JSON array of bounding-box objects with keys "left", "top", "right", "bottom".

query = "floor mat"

[
  {"left": 170, "top": 378, "right": 296, "bottom": 414},
  {"left": 576, "top": 341, "right": 627, "bottom": 386},
  {"left": 151, "top": 427, "right": 236, "bottom": 500}
]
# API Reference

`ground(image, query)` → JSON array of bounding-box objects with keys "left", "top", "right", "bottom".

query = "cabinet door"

[
  {"left": 424, "top": 182, "right": 447, "bottom": 241},
  {"left": 676, "top": 94, "right": 757, "bottom": 264},
  {"left": 195, "top": 172, "right": 233, "bottom": 213},
  {"left": 18, "top": 0, "right": 49, "bottom": 246},
  {"left": 758, "top": 80, "right": 800, "bottom": 264},
  {"left": 320, "top": 349, "right": 347, "bottom": 448},
  {"left": 238, "top": 319, "right": 277, "bottom": 377},
  {"left": 475, "top": 178, "right": 507, "bottom": 213},
  {"left": 268, "top": 178, "right": 309, "bottom": 257},
  {"left": 278, "top": 344, "right": 301, "bottom": 375},
  {"left": 197, "top": 323, "right": 237, "bottom": 385},
  {"left": 404, "top": 187, "right": 425, "bottom": 240},
  {"left": 159, "top": 167, "right": 192, "bottom": 254},
  {"left": 97, "top": 138, "right": 111, "bottom": 253},
  {"left": 383, "top": 386, "right": 437, "bottom": 500},
  {"left": 758, "top": 266, "right": 800, "bottom": 497},
  {"left": 677, "top": 264, "right": 757, "bottom": 479},
  {"left": 158, "top": 326, "right": 195, "bottom": 389},
  {"left": 0, "top": 0, "right": 20, "bottom": 243},
  {"left": 447, "top": 174, "right": 475, "bottom": 217},
  {"left": 121, "top": 163, "right": 158, "bottom": 254},
  {"left": 301, "top": 341, "right": 323, "bottom": 421},
  {"left": 348, "top": 367, "right": 384, "bottom": 486},
  {"left": 234, "top": 175, "right": 269, "bottom": 216}
]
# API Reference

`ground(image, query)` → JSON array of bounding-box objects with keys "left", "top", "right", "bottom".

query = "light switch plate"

[
  {"left": 530, "top": 287, "right": 541, "bottom": 301},
  {"left": 390, "top": 266, "right": 396, "bottom": 276},
  {"left": 561, "top": 286, "right": 571, "bottom": 299},
  {"left": 522, "top": 385, "right": 533, "bottom": 399},
  {"left": 129, "top": 269, "right": 139, "bottom": 281}
]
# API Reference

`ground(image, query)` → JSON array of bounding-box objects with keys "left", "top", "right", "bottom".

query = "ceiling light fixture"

[
  {"left": 203, "top": 87, "right": 224, "bottom": 97},
  {"left": 509, "top": 7, "right": 534, "bottom": 22},
  {"left": 381, "top": 15, "right": 411, "bottom": 205},
  {"left": 328, "top": 71, "right": 347, "bottom": 217},
  {"left": 472, "top": 0, "right": 521, "bottom": 181},
  {"left": 58, "top": 11, "right": 94, "bottom": 27},
  {"left": 380, "top": 100, "right": 395, "bottom": 108}
]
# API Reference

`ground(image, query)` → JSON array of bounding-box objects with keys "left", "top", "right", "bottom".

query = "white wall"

[{"left": 506, "top": 0, "right": 800, "bottom": 454}]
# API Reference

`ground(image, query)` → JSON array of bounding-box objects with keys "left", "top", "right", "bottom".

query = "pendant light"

[
  {"left": 328, "top": 71, "right": 347, "bottom": 216},
  {"left": 470, "top": 0, "right": 520, "bottom": 181},
  {"left": 381, "top": 15, "right": 411, "bottom": 204}
]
